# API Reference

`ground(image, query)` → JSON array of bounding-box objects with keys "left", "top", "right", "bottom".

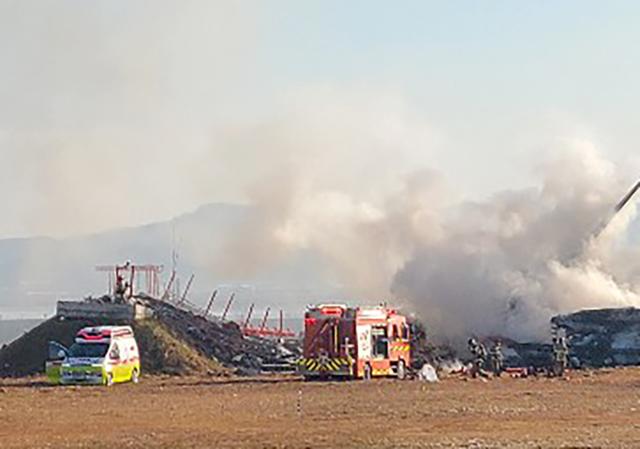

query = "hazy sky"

[{"left": 2, "top": 1, "right": 640, "bottom": 238}]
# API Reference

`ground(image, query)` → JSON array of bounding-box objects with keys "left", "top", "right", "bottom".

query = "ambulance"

[{"left": 47, "top": 326, "right": 140, "bottom": 386}]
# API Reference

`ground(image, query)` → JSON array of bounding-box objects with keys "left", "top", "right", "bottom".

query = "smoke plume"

[{"left": 222, "top": 135, "right": 640, "bottom": 342}]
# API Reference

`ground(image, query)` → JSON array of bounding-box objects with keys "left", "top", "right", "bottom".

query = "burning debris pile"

[
  {"left": 499, "top": 340, "right": 553, "bottom": 369},
  {"left": 409, "top": 320, "right": 458, "bottom": 370},
  {"left": 552, "top": 307, "right": 640, "bottom": 367},
  {"left": 476, "top": 307, "right": 640, "bottom": 371},
  {"left": 407, "top": 319, "right": 549, "bottom": 374}
]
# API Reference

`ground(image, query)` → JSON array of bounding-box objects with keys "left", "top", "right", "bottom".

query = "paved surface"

[{"left": 1, "top": 369, "right": 640, "bottom": 448}]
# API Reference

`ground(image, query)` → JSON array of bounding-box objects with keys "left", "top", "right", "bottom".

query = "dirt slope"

[
  {"left": 0, "top": 316, "right": 225, "bottom": 377},
  {"left": 0, "top": 317, "right": 114, "bottom": 377},
  {"left": 0, "top": 298, "right": 298, "bottom": 378},
  {"left": 134, "top": 320, "right": 226, "bottom": 375}
]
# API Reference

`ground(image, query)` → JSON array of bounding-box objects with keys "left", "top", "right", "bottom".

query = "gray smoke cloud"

[
  {"left": 391, "top": 155, "right": 640, "bottom": 341},
  {"left": 219, "top": 137, "right": 640, "bottom": 342}
]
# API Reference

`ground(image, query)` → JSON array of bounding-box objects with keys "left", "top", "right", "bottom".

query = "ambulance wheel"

[
  {"left": 397, "top": 360, "right": 406, "bottom": 380},
  {"left": 363, "top": 364, "right": 372, "bottom": 381},
  {"left": 131, "top": 369, "right": 140, "bottom": 384},
  {"left": 105, "top": 373, "right": 114, "bottom": 387}
]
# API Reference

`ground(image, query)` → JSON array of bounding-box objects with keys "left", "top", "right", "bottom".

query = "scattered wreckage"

[{"left": 552, "top": 307, "right": 640, "bottom": 367}]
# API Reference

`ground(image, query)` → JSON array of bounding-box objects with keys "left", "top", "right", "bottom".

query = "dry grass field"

[{"left": 1, "top": 369, "right": 640, "bottom": 448}]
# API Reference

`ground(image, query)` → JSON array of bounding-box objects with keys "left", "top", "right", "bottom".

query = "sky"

[{"left": 1, "top": 1, "right": 640, "bottom": 238}]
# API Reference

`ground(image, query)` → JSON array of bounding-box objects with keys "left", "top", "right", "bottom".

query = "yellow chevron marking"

[
  {"left": 299, "top": 357, "right": 353, "bottom": 372},
  {"left": 392, "top": 345, "right": 410, "bottom": 352}
]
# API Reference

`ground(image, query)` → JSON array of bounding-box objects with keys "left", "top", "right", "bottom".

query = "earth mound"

[
  {"left": 0, "top": 315, "right": 226, "bottom": 377},
  {"left": 0, "top": 297, "right": 299, "bottom": 378}
]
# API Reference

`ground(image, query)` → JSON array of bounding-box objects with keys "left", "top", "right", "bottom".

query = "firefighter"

[
  {"left": 467, "top": 338, "right": 488, "bottom": 378},
  {"left": 489, "top": 340, "right": 504, "bottom": 377},
  {"left": 114, "top": 275, "right": 126, "bottom": 303},
  {"left": 552, "top": 336, "right": 569, "bottom": 377}
]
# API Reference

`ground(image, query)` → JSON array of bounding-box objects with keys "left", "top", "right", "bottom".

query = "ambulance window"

[
  {"left": 68, "top": 343, "right": 109, "bottom": 358},
  {"left": 109, "top": 344, "right": 120, "bottom": 360}
]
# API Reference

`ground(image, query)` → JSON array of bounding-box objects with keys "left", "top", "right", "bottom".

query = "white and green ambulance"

[{"left": 47, "top": 325, "right": 140, "bottom": 386}]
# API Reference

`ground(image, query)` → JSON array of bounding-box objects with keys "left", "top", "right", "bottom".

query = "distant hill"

[{"left": 0, "top": 203, "right": 338, "bottom": 321}]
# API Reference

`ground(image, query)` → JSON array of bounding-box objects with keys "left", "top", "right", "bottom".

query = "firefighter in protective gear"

[
  {"left": 114, "top": 275, "right": 126, "bottom": 303},
  {"left": 489, "top": 340, "right": 504, "bottom": 377},
  {"left": 552, "top": 337, "right": 569, "bottom": 377},
  {"left": 468, "top": 338, "right": 488, "bottom": 378}
]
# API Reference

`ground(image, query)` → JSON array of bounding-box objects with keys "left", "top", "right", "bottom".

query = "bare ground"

[{"left": 1, "top": 368, "right": 640, "bottom": 448}]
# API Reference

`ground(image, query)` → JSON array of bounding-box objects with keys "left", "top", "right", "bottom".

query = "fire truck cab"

[{"left": 297, "top": 304, "right": 411, "bottom": 380}]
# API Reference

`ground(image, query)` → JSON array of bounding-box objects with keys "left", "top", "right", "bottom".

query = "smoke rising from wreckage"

[
  {"left": 390, "top": 149, "right": 640, "bottom": 342},
  {"left": 159, "top": 145, "right": 639, "bottom": 346}
]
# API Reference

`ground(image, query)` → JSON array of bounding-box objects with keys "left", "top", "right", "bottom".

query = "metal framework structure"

[
  {"left": 221, "top": 293, "right": 236, "bottom": 321},
  {"left": 96, "top": 263, "right": 163, "bottom": 298},
  {"left": 242, "top": 306, "right": 295, "bottom": 338},
  {"left": 177, "top": 274, "right": 195, "bottom": 305}
]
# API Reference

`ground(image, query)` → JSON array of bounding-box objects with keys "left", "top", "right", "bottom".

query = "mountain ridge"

[{"left": 0, "top": 202, "right": 336, "bottom": 319}]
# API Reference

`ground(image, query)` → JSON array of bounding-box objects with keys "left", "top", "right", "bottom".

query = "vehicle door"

[
  {"left": 119, "top": 340, "right": 133, "bottom": 379},
  {"left": 128, "top": 339, "right": 140, "bottom": 375},
  {"left": 370, "top": 326, "right": 390, "bottom": 375},
  {"left": 107, "top": 342, "right": 124, "bottom": 382},
  {"left": 46, "top": 341, "right": 67, "bottom": 383},
  {"left": 117, "top": 341, "right": 131, "bottom": 381}
]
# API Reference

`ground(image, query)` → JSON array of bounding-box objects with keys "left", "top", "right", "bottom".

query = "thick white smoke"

[{"left": 233, "top": 138, "right": 640, "bottom": 342}]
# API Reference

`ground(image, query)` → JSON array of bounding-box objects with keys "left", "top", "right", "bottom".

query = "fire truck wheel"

[
  {"left": 397, "top": 360, "right": 406, "bottom": 380},
  {"left": 364, "top": 363, "right": 372, "bottom": 381}
]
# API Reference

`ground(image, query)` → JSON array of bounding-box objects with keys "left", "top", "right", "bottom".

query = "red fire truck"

[{"left": 297, "top": 304, "right": 411, "bottom": 380}]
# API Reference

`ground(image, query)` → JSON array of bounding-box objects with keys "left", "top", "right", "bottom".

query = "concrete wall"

[{"left": 56, "top": 301, "right": 135, "bottom": 321}]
